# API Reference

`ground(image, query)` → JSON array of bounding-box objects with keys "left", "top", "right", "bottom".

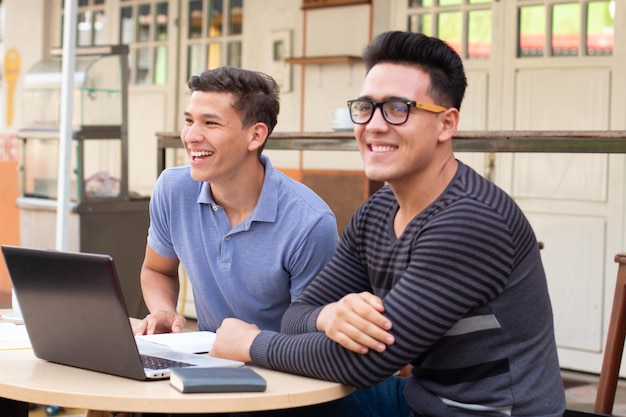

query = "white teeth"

[
  {"left": 191, "top": 150, "right": 213, "bottom": 157},
  {"left": 371, "top": 145, "right": 397, "bottom": 153}
]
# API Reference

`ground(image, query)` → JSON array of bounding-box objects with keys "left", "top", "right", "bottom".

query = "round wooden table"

[{"left": 0, "top": 311, "right": 354, "bottom": 416}]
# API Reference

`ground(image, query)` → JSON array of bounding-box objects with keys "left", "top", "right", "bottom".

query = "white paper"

[
  {"left": 0, "top": 322, "right": 31, "bottom": 350},
  {"left": 135, "top": 331, "right": 216, "bottom": 353}
]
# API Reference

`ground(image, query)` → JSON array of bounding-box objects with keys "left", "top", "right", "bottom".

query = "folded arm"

[{"left": 211, "top": 208, "right": 513, "bottom": 388}]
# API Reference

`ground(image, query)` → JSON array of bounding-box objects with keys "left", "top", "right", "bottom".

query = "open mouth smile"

[
  {"left": 370, "top": 144, "right": 398, "bottom": 153},
  {"left": 190, "top": 150, "right": 214, "bottom": 161}
]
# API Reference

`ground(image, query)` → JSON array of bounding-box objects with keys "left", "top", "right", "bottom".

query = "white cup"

[
  {"left": 329, "top": 107, "right": 354, "bottom": 130},
  {"left": 11, "top": 289, "right": 23, "bottom": 320}
]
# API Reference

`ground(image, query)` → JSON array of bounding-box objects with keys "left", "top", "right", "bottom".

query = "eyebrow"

[
  {"left": 355, "top": 95, "right": 411, "bottom": 101},
  {"left": 183, "top": 111, "right": 222, "bottom": 120}
]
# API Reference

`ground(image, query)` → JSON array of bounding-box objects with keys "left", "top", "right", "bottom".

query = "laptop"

[{"left": 1, "top": 244, "right": 243, "bottom": 380}]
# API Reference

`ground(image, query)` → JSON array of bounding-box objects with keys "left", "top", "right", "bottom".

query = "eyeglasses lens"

[
  {"left": 349, "top": 101, "right": 371, "bottom": 124},
  {"left": 382, "top": 101, "right": 410, "bottom": 124}
]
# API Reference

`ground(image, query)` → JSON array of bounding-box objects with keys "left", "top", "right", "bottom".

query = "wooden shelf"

[
  {"left": 156, "top": 130, "right": 626, "bottom": 199},
  {"left": 302, "top": 0, "right": 370, "bottom": 10},
  {"left": 285, "top": 55, "right": 362, "bottom": 65},
  {"left": 157, "top": 130, "right": 626, "bottom": 154}
]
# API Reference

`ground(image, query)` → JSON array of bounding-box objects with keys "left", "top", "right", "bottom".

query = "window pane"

[
  {"left": 408, "top": 14, "right": 433, "bottom": 35},
  {"left": 77, "top": 11, "right": 92, "bottom": 46},
  {"left": 189, "top": 0, "right": 203, "bottom": 39},
  {"left": 229, "top": 0, "right": 243, "bottom": 35},
  {"left": 135, "top": 47, "right": 151, "bottom": 84},
  {"left": 409, "top": 0, "right": 432, "bottom": 6},
  {"left": 94, "top": 0, "right": 105, "bottom": 5},
  {"left": 185, "top": 0, "right": 243, "bottom": 82},
  {"left": 155, "top": 2, "right": 168, "bottom": 41},
  {"left": 586, "top": 0, "right": 614, "bottom": 56},
  {"left": 552, "top": 3, "right": 579, "bottom": 56},
  {"left": 93, "top": 10, "right": 106, "bottom": 45},
  {"left": 227, "top": 41, "right": 241, "bottom": 67},
  {"left": 468, "top": 9, "right": 491, "bottom": 58},
  {"left": 469, "top": 0, "right": 491, "bottom": 4},
  {"left": 187, "top": 44, "right": 205, "bottom": 79},
  {"left": 127, "top": 48, "right": 135, "bottom": 80},
  {"left": 519, "top": 5, "right": 545, "bottom": 57},
  {"left": 120, "top": 6, "right": 134, "bottom": 44},
  {"left": 207, "top": 42, "right": 221, "bottom": 69},
  {"left": 137, "top": 4, "right": 151, "bottom": 42},
  {"left": 439, "top": 0, "right": 461, "bottom": 6},
  {"left": 437, "top": 11, "right": 462, "bottom": 55},
  {"left": 154, "top": 46, "right": 168, "bottom": 85},
  {"left": 208, "top": 0, "right": 224, "bottom": 37}
]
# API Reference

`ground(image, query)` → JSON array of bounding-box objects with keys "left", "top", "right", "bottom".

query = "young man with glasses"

[{"left": 211, "top": 31, "right": 566, "bottom": 417}]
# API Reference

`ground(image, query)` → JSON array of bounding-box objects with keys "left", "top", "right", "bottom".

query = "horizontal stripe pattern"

[{"left": 254, "top": 161, "right": 565, "bottom": 416}]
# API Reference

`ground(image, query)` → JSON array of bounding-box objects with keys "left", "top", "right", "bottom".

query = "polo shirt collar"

[{"left": 196, "top": 154, "right": 279, "bottom": 226}]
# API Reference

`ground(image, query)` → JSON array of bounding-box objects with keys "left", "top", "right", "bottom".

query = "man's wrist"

[
  {"left": 312, "top": 305, "right": 327, "bottom": 332},
  {"left": 249, "top": 330, "right": 274, "bottom": 367}
]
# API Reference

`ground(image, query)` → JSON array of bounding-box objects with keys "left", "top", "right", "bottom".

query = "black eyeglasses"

[{"left": 347, "top": 99, "right": 448, "bottom": 125}]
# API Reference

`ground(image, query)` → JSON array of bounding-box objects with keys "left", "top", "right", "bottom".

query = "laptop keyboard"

[{"left": 141, "top": 354, "right": 195, "bottom": 370}]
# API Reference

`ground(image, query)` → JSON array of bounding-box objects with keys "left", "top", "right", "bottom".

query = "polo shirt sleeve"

[
  {"left": 146, "top": 172, "right": 177, "bottom": 258},
  {"left": 286, "top": 211, "right": 338, "bottom": 302}
]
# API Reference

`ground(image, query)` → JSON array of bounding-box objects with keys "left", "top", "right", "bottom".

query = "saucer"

[{"left": 1, "top": 312, "right": 24, "bottom": 324}]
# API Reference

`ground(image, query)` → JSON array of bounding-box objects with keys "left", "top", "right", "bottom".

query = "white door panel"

[
  {"left": 128, "top": 92, "right": 168, "bottom": 196},
  {"left": 456, "top": 70, "right": 490, "bottom": 174},
  {"left": 510, "top": 66, "right": 620, "bottom": 374},
  {"left": 525, "top": 212, "right": 605, "bottom": 353},
  {"left": 515, "top": 69, "right": 611, "bottom": 130},
  {"left": 512, "top": 153, "right": 608, "bottom": 202}
]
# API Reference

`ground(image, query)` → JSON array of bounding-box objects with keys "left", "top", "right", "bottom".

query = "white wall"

[
  {"left": 244, "top": 2, "right": 374, "bottom": 171},
  {"left": 242, "top": 0, "right": 302, "bottom": 133},
  {"left": 2, "top": 0, "right": 49, "bottom": 131}
]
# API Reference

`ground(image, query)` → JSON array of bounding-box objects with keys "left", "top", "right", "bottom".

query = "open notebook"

[{"left": 1, "top": 244, "right": 243, "bottom": 380}]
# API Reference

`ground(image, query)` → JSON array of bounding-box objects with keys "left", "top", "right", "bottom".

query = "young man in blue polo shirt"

[{"left": 133, "top": 67, "right": 338, "bottom": 335}]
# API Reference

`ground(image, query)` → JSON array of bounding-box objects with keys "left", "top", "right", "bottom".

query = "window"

[
  {"left": 183, "top": 0, "right": 243, "bottom": 80},
  {"left": 407, "top": 0, "right": 493, "bottom": 59},
  {"left": 61, "top": 0, "right": 107, "bottom": 47},
  {"left": 518, "top": 0, "right": 614, "bottom": 58},
  {"left": 119, "top": 0, "right": 170, "bottom": 85}
]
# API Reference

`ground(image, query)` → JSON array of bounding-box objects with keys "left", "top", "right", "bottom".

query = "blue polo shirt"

[{"left": 147, "top": 155, "right": 338, "bottom": 332}]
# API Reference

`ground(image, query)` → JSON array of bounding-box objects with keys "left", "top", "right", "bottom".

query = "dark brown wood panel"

[
  {"left": 301, "top": 170, "right": 366, "bottom": 235},
  {"left": 302, "top": 0, "right": 370, "bottom": 10}
]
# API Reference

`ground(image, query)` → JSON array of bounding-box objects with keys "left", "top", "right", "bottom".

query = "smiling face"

[
  {"left": 354, "top": 63, "right": 456, "bottom": 189},
  {"left": 180, "top": 90, "right": 259, "bottom": 184}
]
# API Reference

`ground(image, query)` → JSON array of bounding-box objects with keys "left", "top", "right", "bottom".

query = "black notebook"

[{"left": 170, "top": 366, "right": 267, "bottom": 393}]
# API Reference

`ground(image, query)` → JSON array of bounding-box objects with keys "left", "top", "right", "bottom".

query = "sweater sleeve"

[{"left": 280, "top": 212, "right": 373, "bottom": 335}]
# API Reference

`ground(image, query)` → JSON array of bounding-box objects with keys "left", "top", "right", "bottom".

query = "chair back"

[{"left": 593, "top": 253, "right": 626, "bottom": 415}]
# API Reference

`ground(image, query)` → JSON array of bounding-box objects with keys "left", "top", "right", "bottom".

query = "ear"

[
  {"left": 247, "top": 122, "right": 269, "bottom": 152},
  {"left": 437, "top": 107, "right": 460, "bottom": 144}
]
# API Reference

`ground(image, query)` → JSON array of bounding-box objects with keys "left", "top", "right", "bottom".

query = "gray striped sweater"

[{"left": 250, "top": 161, "right": 565, "bottom": 416}]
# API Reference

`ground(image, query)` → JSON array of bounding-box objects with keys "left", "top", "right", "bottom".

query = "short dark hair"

[
  {"left": 188, "top": 67, "right": 280, "bottom": 145},
  {"left": 362, "top": 31, "right": 467, "bottom": 110}
]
